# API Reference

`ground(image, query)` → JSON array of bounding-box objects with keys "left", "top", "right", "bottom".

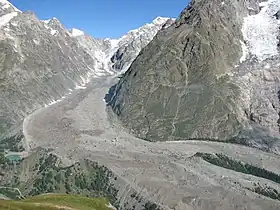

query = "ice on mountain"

[{"left": 241, "top": 0, "right": 280, "bottom": 61}]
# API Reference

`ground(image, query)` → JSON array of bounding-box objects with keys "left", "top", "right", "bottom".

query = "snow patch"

[
  {"left": 10, "top": 21, "right": 17, "bottom": 26},
  {"left": 264, "top": 63, "right": 271, "bottom": 69},
  {"left": 109, "top": 39, "right": 119, "bottom": 49},
  {"left": 70, "top": 28, "right": 84, "bottom": 37},
  {"left": 42, "top": 19, "right": 51, "bottom": 24},
  {"left": 43, "top": 23, "right": 59, "bottom": 36},
  {"left": 259, "top": 1, "right": 269, "bottom": 7},
  {"left": 241, "top": 0, "right": 280, "bottom": 62},
  {"left": 107, "top": 203, "right": 117, "bottom": 210},
  {"left": 50, "top": 29, "right": 58, "bottom": 36},
  {"left": 4, "top": 32, "right": 14, "bottom": 40},
  {"left": 75, "top": 84, "right": 86, "bottom": 90},
  {"left": 0, "top": 12, "right": 18, "bottom": 28}
]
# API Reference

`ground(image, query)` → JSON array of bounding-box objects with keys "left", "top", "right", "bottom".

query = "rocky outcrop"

[{"left": 107, "top": 0, "right": 280, "bottom": 150}]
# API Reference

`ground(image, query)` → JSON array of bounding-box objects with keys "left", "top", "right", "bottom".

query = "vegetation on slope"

[
  {"left": 0, "top": 149, "right": 119, "bottom": 207},
  {"left": 0, "top": 148, "right": 162, "bottom": 210},
  {"left": 0, "top": 193, "right": 112, "bottom": 210},
  {"left": 248, "top": 184, "right": 280, "bottom": 201},
  {"left": 196, "top": 152, "right": 280, "bottom": 201},
  {"left": 0, "top": 187, "right": 23, "bottom": 200},
  {"left": 195, "top": 152, "right": 280, "bottom": 184}
]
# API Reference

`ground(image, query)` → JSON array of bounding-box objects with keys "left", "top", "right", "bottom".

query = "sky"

[{"left": 9, "top": 0, "right": 189, "bottom": 39}]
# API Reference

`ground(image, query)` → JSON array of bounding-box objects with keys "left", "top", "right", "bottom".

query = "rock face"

[
  {"left": 108, "top": 0, "right": 280, "bottom": 150},
  {"left": 0, "top": 0, "right": 170, "bottom": 138}
]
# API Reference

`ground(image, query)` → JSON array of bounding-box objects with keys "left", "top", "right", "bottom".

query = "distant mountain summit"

[
  {"left": 0, "top": 0, "right": 173, "bottom": 138},
  {"left": 68, "top": 16, "right": 175, "bottom": 74},
  {"left": 69, "top": 28, "right": 85, "bottom": 37},
  {"left": 110, "top": 17, "right": 175, "bottom": 73}
]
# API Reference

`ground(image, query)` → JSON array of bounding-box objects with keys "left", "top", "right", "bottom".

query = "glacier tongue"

[{"left": 241, "top": 0, "right": 280, "bottom": 62}]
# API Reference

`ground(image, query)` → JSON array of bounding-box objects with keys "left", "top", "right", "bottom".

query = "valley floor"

[{"left": 22, "top": 76, "right": 280, "bottom": 210}]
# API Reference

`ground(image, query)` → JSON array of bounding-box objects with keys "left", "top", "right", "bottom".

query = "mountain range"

[
  {"left": 2, "top": 0, "right": 280, "bottom": 210},
  {"left": 0, "top": 0, "right": 174, "bottom": 139}
]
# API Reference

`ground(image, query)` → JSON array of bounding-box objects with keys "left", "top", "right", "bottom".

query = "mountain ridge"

[
  {"left": 0, "top": 0, "right": 173, "bottom": 139},
  {"left": 3, "top": 0, "right": 280, "bottom": 209}
]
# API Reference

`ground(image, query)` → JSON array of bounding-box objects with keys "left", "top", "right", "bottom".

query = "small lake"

[{"left": 5, "top": 155, "right": 22, "bottom": 161}]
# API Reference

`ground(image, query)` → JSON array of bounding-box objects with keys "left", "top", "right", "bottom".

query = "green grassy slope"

[{"left": 0, "top": 194, "right": 113, "bottom": 210}]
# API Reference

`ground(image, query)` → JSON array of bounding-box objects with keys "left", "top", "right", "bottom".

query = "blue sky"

[{"left": 9, "top": 0, "right": 189, "bottom": 38}]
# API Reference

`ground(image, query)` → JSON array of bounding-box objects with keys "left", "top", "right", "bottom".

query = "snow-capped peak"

[
  {"left": 70, "top": 28, "right": 85, "bottom": 37},
  {"left": 119, "top": 17, "right": 173, "bottom": 40},
  {"left": 0, "top": 0, "right": 21, "bottom": 12},
  {"left": 241, "top": 0, "right": 280, "bottom": 62},
  {"left": 42, "top": 19, "right": 51, "bottom": 24},
  {"left": 42, "top": 17, "right": 58, "bottom": 24},
  {"left": 152, "top": 16, "right": 172, "bottom": 25}
]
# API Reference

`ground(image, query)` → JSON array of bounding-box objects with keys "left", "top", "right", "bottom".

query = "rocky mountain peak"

[
  {"left": 120, "top": 16, "right": 174, "bottom": 40},
  {"left": 41, "top": 17, "right": 67, "bottom": 36},
  {"left": 107, "top": 0, "right": 280, "bottom": 152}
]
